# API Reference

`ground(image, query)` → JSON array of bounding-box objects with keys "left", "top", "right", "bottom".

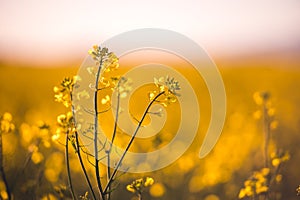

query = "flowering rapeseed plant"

[
  {"left": 0, "top": 112, "right": 15, "bottom": 200},
  {"left": 238, "top": 92, "right": 290, "bottom": 199},
  {"left": 238, "top": 168, "right": 270, "bottom": 198},
  {"left": 149, "top": 76, "right": 180, "bottom": 107},
  {"left": 126, "top": 177, "right": 154, "bottom": 199}
]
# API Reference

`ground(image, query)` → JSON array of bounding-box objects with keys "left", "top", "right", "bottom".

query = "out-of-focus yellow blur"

[{"left": 0, "top": 53, "right": 299, "bottom": 199}]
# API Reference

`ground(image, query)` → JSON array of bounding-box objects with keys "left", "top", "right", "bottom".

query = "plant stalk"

[
  {"left": 65, "top": 132, "right": 77, "bottom": 200},
  {"left": 94, "top": 58, "right": 105, "bottom": 200},
  {"left": 106, "top": 85, "right": 121, "bottom": 200},
  {"left": 263, "top": 103, "right": 270, "bottom": 168},
  {"left": 104, "top": 91, "right": 165, "bottom": 194},
  {"left": 70, "top": 89, "right": 97, "bottom": 200}
]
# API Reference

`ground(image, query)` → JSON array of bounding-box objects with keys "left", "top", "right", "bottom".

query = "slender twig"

[
  {"left": 104, "top": 91, "right": 165, "bottom": 194},
  {"left": 138, "top": 193, "right": 142, "bottom": 200},
  {"left": 70, "top": 92, "right": 97, "bottom": 200},
  {"left": 0, "top": 131, "right": 11, "bottom": 200},
  {"left": 106, "top": 83, "right": 121, "bottom": 200},
  {"left": 94, "top": 58, "right": 105, "bottom": 200},
  {"left": 262, "top": 96, "right": 271, "bottom": 200},
  {"left": 263, "top": 102, "right": 270, "bottom": 168},
  {"left": 65, "top": 132, "right": 77, "bottom": 200},
  {"left": 74, "top": 132, "right": 97, "bottom": 200}
]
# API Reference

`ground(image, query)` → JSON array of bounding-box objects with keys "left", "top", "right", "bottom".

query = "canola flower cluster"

[
  {"left": 252, "top": 91, "right": 278, "bottom": 130},
  {"left": 51, "top": 45, "right": 181, "bottom": 200},
  {"left": 238, "top": 168, "right": 270, "bottom": 198},
  {"left": 0, "top": 112, "right": 15, "bottom": 134},
  {"left": 87, "top": 45, "right": 119, "bottom": 89},
  {"left": 149, "top": 76, "right": 181, "bottom": 108},
  {"left": 52, "top": 76, "right": 79, "bottom": 146},
  {"left": 126, "top": 177, "right": 154, "bottom": 194},
  {"left": 54, "top": 76, "right": 80, "bottom": 108},
  {"left": 238, "top": 92, "right": 290, "bottom": 199}
]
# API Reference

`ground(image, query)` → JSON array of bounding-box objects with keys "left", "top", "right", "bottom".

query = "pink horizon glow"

[{"left": 1, "top": 0, "right": 300, "bottom": 67}]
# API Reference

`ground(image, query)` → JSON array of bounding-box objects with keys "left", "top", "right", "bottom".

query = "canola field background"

[{"left": 0, "top": 57, "right": 300, "bottom": 200}]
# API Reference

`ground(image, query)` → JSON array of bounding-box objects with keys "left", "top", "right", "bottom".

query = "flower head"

[
  {"left": 238, "top": 168, "right": 270, "bottom": 199},
  {"left": 54, "top": 76, "right": 78, "bottom": 107},
  {"left": 88, "top": 45, "right": 119, "bottom": 73},
  {"left": 154, "top": 76, "right": 180, "bottom": 95},
  {"left": 126, "top": 177, "right": 155, "bottom": 195},
  {"left": 0, "top": 112, "right": 15, "bottom": 133}
]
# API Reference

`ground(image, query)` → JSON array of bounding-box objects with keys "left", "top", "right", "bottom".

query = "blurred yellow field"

[{"left": 0, "top": 57, "right": 300, "bottom": 199}]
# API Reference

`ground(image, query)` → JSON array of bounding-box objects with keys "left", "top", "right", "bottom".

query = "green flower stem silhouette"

[
  {"left": 74, "top": 130, "right": 97, "bottom": 200},
  {"left": 103, "top": 91, "right": 165, "bottom": 195},
  {"left": 263, "top": 102, "right": 271, "bottom": 169},
  {"left": 70, "top": 91, "right": 97, "bottom": 200},
  {"left": 94, "top": 57, "right": 105, "bottom": 200},
  {"left": 106, "top": 80, "right": 121, "bottom": 200},
  {"left": 65, "top": 130, "right": 77, "bottom": 200}
]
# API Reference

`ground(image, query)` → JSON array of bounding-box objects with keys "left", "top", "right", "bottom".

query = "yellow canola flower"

[
  {"left": 275, "top": 174, "right": 282, "bottom": 183},
  {"left": 31, "top": 151, "right": 44, "bottom": 164},
  {"left": 126, "top": 177, "right": 155, "bottom": 195},
  {"left": 261, "top": 168, "right": 270, "bottom": 176},
  {"left": 126, "top": 185, "right": 136, "bottom": 193},
  {"left": 144, "top": 177, "right": 154, "bottom": 187},
  {"left": 41, "top": 193, "right": 58, "bottom": 200},
  {"left": 253, "top": 92, "right": 264, "bottom": 105},
  {"left": 0, "top": 191, "right": 8, "bottom": 200},
  {"left": 0, "top": 112, "right": 15, "bottom": 133},
  {"left": 51, "top": 133, "right": 60, "bottom": 141},
  {"left": 272, "top": 158, "right": 281, "bottom": 167},
  {"left": 2, "top": 112, "right": 12, "bottom": 121}
]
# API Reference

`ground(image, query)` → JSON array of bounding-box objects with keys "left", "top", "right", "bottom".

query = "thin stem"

[
  {"left": 263, "top": 103, "right": 270, "bottom": 168},
  {"left": 0, "top": 131, "right": 11, "bottom": 200},
  {"left": 262, "top": 100, "right": 271, "bottom": 200},
  {"left": 138, "top": 193, "right": 142, "bottom": 200},
  {"left": 104, "top": 91, "right": 165, "bottom": 194},
  {"left": 70, "top": 91, "right": 97, "bottom": 200},
  {"left": 65, "top": 132, "right": 77, "bottom": 200},
  {"left": 74, "top": 132, "right": 97, "bottom": 200},
  {"left": 94, "top": 59, "right": 105, "bottom": 200},
  {"left": 106, "top": 152, "right": 111, "bottom": 200},
  {"left": 106, "top": 86, "right": 121, "bottom": 200}
]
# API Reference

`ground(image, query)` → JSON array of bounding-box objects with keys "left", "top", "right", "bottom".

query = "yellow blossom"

[
  {"left": 0, "top": 112, "right": 15, "bottom": 133},
  {"left": 144, "top": 177, "right": 154, "bottom": 187},
  {"left": 126, "top": 177, "right": 155, "bottom": 195}
]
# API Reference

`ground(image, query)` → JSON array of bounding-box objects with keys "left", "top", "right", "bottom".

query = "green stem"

[
  {"left": 65, "top": 132, "right": 77, "bottom": 200},
  {"left": 263, "top": 103, "right": 270, "bottom": 169},
  {"left": 104, "top": 91, "right": 165, "bottom": 194},
  {"left": 74, "top": 132, "right": 97, "bottom": 200},
  {"left": 138, "top": 193, "right": 142, "bottom": 200},
  {"left": 70, "top": 91, "right": 97, "bottom": 200},
  {"left": 106, "top": 86, "right": 121, "bottom": 200},
  {"left": 94, "top": 59, "right": 105, "bottom": 200}
]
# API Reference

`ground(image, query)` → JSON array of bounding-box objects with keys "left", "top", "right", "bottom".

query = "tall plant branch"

[
  {"left": 67, "top": 87, "right": 98, "bottom": 200},
  {"left": 106, "top": 82, "right": 121, "bottom": 200},
  {"left": 104, "top": 91, "right": 165, "bottom": 194},
  {"left": 94, "top": 58, "right": 105, "bottom": 200},
  {"left": 65, "top": 131, "right": 77, "bottom": 200},
  {"left": 74, "top": 131, "right": 97, "bottom": 200},
  {"left": 263, "top": 102, "right": 270, "bottom": 168},
  {"left": 70, "top": 89, "right": 97, "bottom": 200}
]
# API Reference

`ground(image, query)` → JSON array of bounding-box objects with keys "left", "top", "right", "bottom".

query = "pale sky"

[{"left": 0, "top": 0, "right": 300, "bottom": 66}]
